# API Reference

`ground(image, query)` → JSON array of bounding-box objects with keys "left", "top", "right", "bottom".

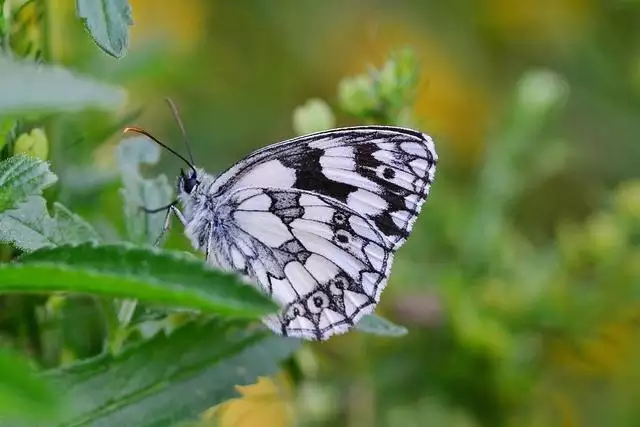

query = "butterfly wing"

[
  {"left": 211, "top": 187, "right": 396, "bottom": 340},
  {"left": 209, "top": 126, "right": 437, "bottom": 250}
]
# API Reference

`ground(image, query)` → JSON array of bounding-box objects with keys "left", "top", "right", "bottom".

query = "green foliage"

[
  {"left": 2, "top": 3, "right": 640, "bottom": 426},
  {"left": 118, "top": 136, "right": 173, "bottom": 245},
  {"left": 337, "top": 48, "right": 419, "bottom": 125},
  {"left": 1, "top": 242, "right": 277, "bottom": 317},
  {"left": 0, "top": 9, "right": 415, "bottom": 426},
  {"left": 0, "top": 153, "right": 98, "bottom": 251},
  {"left": 300, "top": 48, "right": 420, "bottom": 131},
  {"left": 0, "top": 348, "right": 60, "bottom": 423},
  {"left": 291, "top": 47, "right": 640, "bottom": 426},
  {"left": 41, "top": 320, "right": 300, "bottom": 427},
  {"left": 0, "top": 6, "right": 297, "bottom": 424},
  {"left": 0, "top": 196, "right": 100, "bottom": 251},
  {"left": 355, "top": 314, "right": 408, "bottom": 337},
  {"left": 0, "top": 141, "right": 287, "bottom": 427},
  {"left": 0, "top": 55, "right": 126, "bottom": 115},
  {"left": 0, "top": 149, "right": 291, "bottom": 425},
  {"left": 76, "top": 0, "right": 133, "bottom": 58},
  {"left": 4, "top": 0, "right": 44, "bottom": 61},
  {"left": 0, "top": 154, "right": 56, "bottom": 212}
]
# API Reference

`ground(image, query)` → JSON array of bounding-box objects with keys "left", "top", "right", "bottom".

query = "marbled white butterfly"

[{"left": 124, "top": 101, "right": 437, "bottom": 341}]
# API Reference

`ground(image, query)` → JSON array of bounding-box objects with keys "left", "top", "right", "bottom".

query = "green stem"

[
  {"left": 107, "top": 299, "right": 138, "bottom": 354},
  {"left": 41, "top": 0, "right": 65, "bottom": 200},
  {"left": 1, "top": 0, "right": 11, "bottom": 56},
  {"left": 40, "top": 0, "right": 52, "bottom": 63},
  {"left": 99, "top": 297, "right": 136, "bottom": 355},
  {"left": 97, "top": 297, "right": 119, "bottom": 352}
]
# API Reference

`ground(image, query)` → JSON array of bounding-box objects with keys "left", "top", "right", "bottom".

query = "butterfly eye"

[{"left": 182, "top": 170, "right": 198, "bottom": 194}]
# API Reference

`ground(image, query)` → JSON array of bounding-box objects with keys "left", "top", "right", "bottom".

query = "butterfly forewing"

[{"left": 209, "top": 126, "right": 438, "bottom": 250}]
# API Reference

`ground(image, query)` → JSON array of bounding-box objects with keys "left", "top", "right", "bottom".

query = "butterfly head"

[{"left": 178, "top": 168, "right": 199, "bottom": 195}]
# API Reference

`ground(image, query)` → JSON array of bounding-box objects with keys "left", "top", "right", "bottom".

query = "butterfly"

[{"left": 125, "top": 102, "right": 437, "bottom": 341}]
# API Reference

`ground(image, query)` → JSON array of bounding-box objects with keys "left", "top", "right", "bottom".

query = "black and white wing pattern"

[
  {"left": 209, "top": 126, "right": 437, "bottom": 250},
  {"left": 210, "top": 187, "right": 395, "bottom": 340}
]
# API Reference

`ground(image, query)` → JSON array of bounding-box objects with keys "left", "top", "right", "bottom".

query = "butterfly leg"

[
  {"left": 149, "top": 203, "right": 186, "bottom": 247},
  {"left": 171, "top": 205, "right": 187, "bottom": 225}
]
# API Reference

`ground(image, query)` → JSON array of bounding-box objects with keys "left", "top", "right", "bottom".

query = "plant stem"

[{"left": 1, "top": 0, "right": 11, "bottom": 56}]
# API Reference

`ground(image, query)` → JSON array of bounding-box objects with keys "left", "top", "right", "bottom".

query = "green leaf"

[
  {"left": 337, "top": 48, "right": 419, "bottom": 125},
  {"left": 337, "top": 74, "right": 378, "bottom": 118},
  {"left": 356, "top": 314, "right": 408, "bottom": 337},
  {"left": 0, "top": 154, "right": 57, "bottom": 213},
  {"left": 0, "top": 196, "right": 101, "bottom": 252},
  {"left": 375, "top": 47, "right": 419, "bottom": 113},
  {"left": 0, "top": 54, "right": 126, "bottom": 115},
  {"left": 76, "top": 0, "right": 133, "bottom": 58},
  {"left": 118, "top": 136, "right": 174, "bottom": 245},
  {"left": 1, "top": 242, "right": 277, "bottom": 318},
  {"left": 43, "top": 319, "right": 301, "bottom": 427},
  {"left": 0, "top": 348, "right": 60, "bottom": 423}
]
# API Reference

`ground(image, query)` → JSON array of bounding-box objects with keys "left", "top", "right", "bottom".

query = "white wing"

[
  {"left": 210, "top": 187, "right": 395, "bottom": 340},
  {"left": 209, "top": 126, "right": 437, "bottom": 250}
]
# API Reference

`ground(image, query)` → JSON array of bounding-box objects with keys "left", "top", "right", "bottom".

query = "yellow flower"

[
  {"left": 13, "top": 128, "right": 49, "bottom": 161},
  {"left": 203, "top": 373, "right": 295, "bottom": 427}
]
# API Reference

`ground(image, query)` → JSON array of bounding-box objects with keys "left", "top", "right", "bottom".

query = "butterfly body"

[{"left": 162, "top": 126, "right": 437, "bottom": 341}]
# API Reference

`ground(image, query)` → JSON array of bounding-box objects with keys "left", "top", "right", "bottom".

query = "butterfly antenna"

[
  {"left": 165, "top": 97, "right": 196, "bottom": 166},
  {"left": 122, "top": 126, "right": 196, "bottom": 174}
]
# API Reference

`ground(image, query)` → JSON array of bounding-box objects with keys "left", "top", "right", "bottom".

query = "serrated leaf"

[
  {"left": 43, "top": 319, "right": 301, "bottom": 427},
  {"left": 0, "top": 154, "right": 57, "bottom": 212},
  {"left": 356, "top": 314, "right": 408, "bottom": 337},
  {"left": 76, "top": 0, "right": 133, "bottom": 58},
  {"left": 0, "top": 54, "right": 126, "bottom": 115},
  {"left": 118, "top": 136, "right": 174, "bottom": 245},
  {"left": 0, "top": 196, "right": 101, "bottom": 252},
  {"left": 0, "top": 348, "right": 60, "bottom": 424},
  {"left": 1, "top": 242, "right": 277, "bottom": 317}
]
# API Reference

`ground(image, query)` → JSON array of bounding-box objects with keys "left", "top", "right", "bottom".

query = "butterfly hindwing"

[
  {"left": 210, "top": 126, "right": 438, "bottom": 250},
  {"left": 212, "top": 187, "right": 395, "bottom": 340}
]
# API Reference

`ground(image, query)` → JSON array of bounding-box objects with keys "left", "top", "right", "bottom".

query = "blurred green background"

[{"left": 4, "top": 1, "right": 640, "bottom": 426}]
